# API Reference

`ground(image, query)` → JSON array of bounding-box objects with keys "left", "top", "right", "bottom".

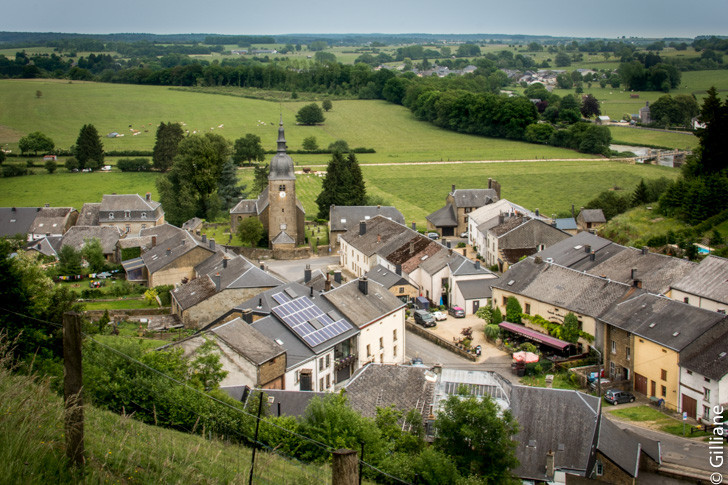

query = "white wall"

[
  {"left": 357, "top": 308, "right": 406, "bottom": 367},
  {"left": 670, "top": 288, "right": 728, "bottom": 313},
  {"left": 680, "top": 367, "right": 726, "bottom": 422},
  {"left": 285, "top": 348, "right": 337, "bottom": 392}
]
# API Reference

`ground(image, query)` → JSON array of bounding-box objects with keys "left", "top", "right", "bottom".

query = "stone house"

[
  {"left": 328, "top": 205, "right": 404, "bottom": 250},
  {"left": 484, "top": 215, "right": 571, "bottom": 271},
  {"left": 364, "top": 264, "right": 418, "bottom": 304},
  {"left": 27, "top": 206, "right": 78, "bottom": 241},
  {"left": 140, "top": 231, "right": 217, "bottom": 287},
  {"left": 98, "top": 193, "right": 164, "bottom": 236},
  {"left": 467, "top": 199, "right": 536, "bottom": 253},
  {"left": 426, "top": 180, "right": 500, "bottom": 237},
  {"left": 576, "top": 208, "right": 606, "bottom": 233}
]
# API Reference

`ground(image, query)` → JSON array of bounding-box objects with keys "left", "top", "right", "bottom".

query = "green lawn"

[
  {"left": 607, "top": 405, "right": 711, "bottom": 438},
  {"left": 83, "top": 299, "right": 156, "bottom": 311},
  {"left": 609, "top": 126, "right": 698, "bottom": 150},
  {"left": 520, "top": 372, "right": 580, "bottom": 390},
  {"left": 599, "top": 207, "right": 690, "bottom": 247}
]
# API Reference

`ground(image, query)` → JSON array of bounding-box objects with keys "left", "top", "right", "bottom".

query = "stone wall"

[{"left": 405, "top": 321, "right": 477, "bottom": 362}]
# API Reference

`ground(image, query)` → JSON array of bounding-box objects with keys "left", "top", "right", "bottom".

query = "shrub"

[
  {"left": 117, "top": 157, "right": 151, "bottom": 172},
  {"left": 2, "top": 164, "right": 28, "bottom": 177},
  {"left": 44, "top": 160, "right": 57, "bottom": 174}
]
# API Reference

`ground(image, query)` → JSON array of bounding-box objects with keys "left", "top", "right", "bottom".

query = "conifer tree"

[
  {"left": 74, "top": 124, "right": 104, "bottom": 170},
  {"left": 153, "top": 122, "right": 185, "bottom": 172},
  {"left": 218, "top": 160, "right": 247, "bottom": 210}
]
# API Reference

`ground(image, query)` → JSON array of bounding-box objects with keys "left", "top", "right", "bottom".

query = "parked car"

[
  {"left": 410, "top": 357, "right": 424, "bottom": 366},
  {"left": 414, "top": 309, "right": 436, "bottom": 327},
  {"left": 432, "top": 311, "right": 447, "bottom": 321},
  {"left": 427, "top": 232, "right": 439, "bottom": 240},
  {"left": 448, "top": 306, "right": 465, "bottom": 318},
  {"left": 604, "top": 389, "right": 635, "bottom": 406},
  {"left": 589, "top": 378, "right": 611, "bottom": 391}
]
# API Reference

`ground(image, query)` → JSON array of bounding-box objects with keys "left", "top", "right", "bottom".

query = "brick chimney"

[
  {"left": 152, "top": 236, "right": 157, "bottom": 247},
  {"left": 545, "top": 450, "right": 555, "bottom": 479},
  {"left": 359, "top": 221, "right": 366, "bottom": 236},
  {"left": 213, "top": 273, "right": 221, "bottom": 292},
  {"left": 325, "top": 273, "right": 331, "bottom": 291},
  {"left": 358, "top": 276, "right": 368, "bottom": 295},
  {"left": 166, "top": 248, "right": 171, "bottom": 256},
  {"left": 642, "top": 246, "right": 649, "bottom": 255},
  {"left": 334, "top": 270, "right": 342, "bottom": 284},
  {"left": 145, "top": 192, "right": 151, "bottom": 202},
  {"left": 202, "top": 234, "right": 207, "bottom": 243},
  {"left": 411, "top": 221, "right": 416, "bottom": 231},
  {"left": 304, "top": 264, "right": 312, "bottom": 283},
  {"left": 222, "top": 257, "right": 228, "bottom": 269},
  {"left": 451, "top": 184, "right": 456, "bottom": 193},
  {"left": 585, "top": 244, "right": 591, "bottom": 253}
]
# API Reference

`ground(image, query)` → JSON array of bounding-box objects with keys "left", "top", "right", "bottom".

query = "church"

[{"left": 230, "top": 119, "right": 306, "bottom": 249}]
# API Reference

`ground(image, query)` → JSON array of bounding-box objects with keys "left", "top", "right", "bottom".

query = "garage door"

[
  {"left": 682, "top": 395, "right": 697, "bottom": 420},
  {"left": 635, "top": 373, "right": 648, "bottom": 395}
]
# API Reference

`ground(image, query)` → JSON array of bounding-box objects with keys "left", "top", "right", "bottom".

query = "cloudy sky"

[{"left": 5, "top": 0, "right": 727, "bottom": 38}]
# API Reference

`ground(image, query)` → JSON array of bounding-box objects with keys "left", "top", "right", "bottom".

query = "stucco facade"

[
  {"left": 669, "top": 288, "right": 727, "bottom": 313},
  {"left": 357, "top": 308, "right": 406, "bottom": 367},
  {"left": 147, "top": 246, "right": 212, "bottom": 287},
  {"left": 632, "top": 337, "right": 679, "bottom": 410},
  {"left": 679, "top": 367, "right": 725, "bottom": 421},
  {"left": 285, "top": 349, "right": 337, "bottom": 392}
]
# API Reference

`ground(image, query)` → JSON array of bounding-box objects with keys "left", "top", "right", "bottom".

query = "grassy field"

[
  {"left": 606, "top": 405, "right": 711, "bottom": 438},
  {"left": 599, "top": 207, "right": 691, "bottom": 247},
  {"left": 0, "top": 159, "right": 679, "bottom": 228},
  {"left": 608, "top": 126, "right": 698, "bottom": 150},
  {"left": 0, "top": 79, "right": 599, "bottom": 162}
]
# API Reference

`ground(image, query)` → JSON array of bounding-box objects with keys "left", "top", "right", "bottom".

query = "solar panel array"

[
  {"left": 272, "top": 292, "right": 291, "bottom": 305},
  {"left": 272, "top": 296, "right": 353, "bottom": 348}
]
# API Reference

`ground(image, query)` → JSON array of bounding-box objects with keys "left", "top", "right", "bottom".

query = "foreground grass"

[
  {"left": 606, "top": 405, "right": 711, "bottom": 438},
  {"left": 0, "top": 363, "right": 330, "bottom": 484}
]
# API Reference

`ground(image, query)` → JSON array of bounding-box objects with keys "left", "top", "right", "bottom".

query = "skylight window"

[{"left": 672, "top": 331, "right": 680, "bottom": 337}]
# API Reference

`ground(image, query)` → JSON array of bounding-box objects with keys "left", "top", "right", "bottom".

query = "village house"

[
  {"left": 576, "top": 208, "right": 606, "bottom": 233},
  {"left": 98, "top": 193, "right": 164, "bottom": 236},
  {"left": 668, "top": 255, "right": 728, "bottom": 312},
  {"left": 599, "top": 292, "right": 728, "bottom": 413},
  {"left": 679, "top": 325, "right": 728, "bottom": 422},
  {"left": 467, "top": 198, "right": 537, "bottom": 252},
  {"left": 328, "top": 204, "right": 404, "bottom": 251},
  {"left": 27, "top": 206, "right": 78, "bottom": 241},
  {"left": 24, "top": 235, "right": 63, "bottom": 259},
  {"left": 364, "top": 264, "right": 418, "bottom": 304},
  {"left": 170, "top": 252, "right": 283, "bottom": 328},
  {"left": 137, "top": 231, "right": 218, "bottom": 287},
  {"left": 426, "top": 180, "right": 501, "bottom": 237},
  {"left": 0, "top": 207, "right": 42, "bottom": 238},
  {"left": 60, "top": 225, "right": 122, "bottom": 263}
]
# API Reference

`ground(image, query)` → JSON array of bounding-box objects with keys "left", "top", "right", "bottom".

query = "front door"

[
  {"left": 473, "top": 300, "right": 480, "bottom": 314},
  {"left": 682, "top": 395, "right": 697, "bottom": 420},
  {"left": 635, "top": 373, "right": 647, "bottom": 395}
]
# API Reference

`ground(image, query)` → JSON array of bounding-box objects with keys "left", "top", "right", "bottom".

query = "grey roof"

[
  {"left": 598, "top": 417, "right": 640, "bottom": 478},
  {"left": 451, "top": 188, "right": 498, "bottom": 209},
  {"left": 340, "top": 215, "right": 411, "bottom": 257},
  {"left": 230, "top": 199, "right": 258, "bottom": 215},
  {"left": 600, "top": 293, "right": 728, "bottom": 352},
  {"left": 252, "top": 315, "right": 315, "bottom": 369},
  {"left": 212, "top": 317, "right": 285, "bottom": 365},
  {"left": 181, "top": 217, "right": 203, "bottom": 232},
  {"left": 324, "top": 278, "right": 405, "bottom": 329},
  {"left": 235, "top": 282, "right": 315, "bottom": 317},
  {"left": 141, "top": 231, "right": 214, "bottom": 274},
  {"left": 492, "top": 259, "right": 636, "bottom": 318},
  {"left": 345, "top": 364, "right": 436, "bottom": 422},
  {"left": 425, "top": 203, "right": 457, "bottom": 227},
  {"left": 271, "top": 231, "right": 296, "bottom": 245},
  {"left": 536, "top": 231, "right": 626, "bottom": 270},
  {"left": 554, "top": 218, "right": 578, "bottom": 231},
  {"left": 671, "top": 255, "right": 728, "bottom": 305},
  {"left": 623, "top": 428, "right": 661, "bottom": 464},
  {"left": 490, "top": 215, "right": 527, "bottom": 237},
  {"left": 139, "top": 223, "right": 186, "bottom": 246},
  {"left": 255, "top": 389, "right": 327, "bottom": 418},
  {"left": 587, "top": 247, "right": 696, "bottom": 294},
  {"left": 195, "top": 253, "right": 283, "bottom": 290},
  {"left": 299, "top": 269, "right": 342, "bottom": 292},
  {"left": 171, "top": 275, "right": 218, "bottom": 310},
  {"left": 496, "top": 218, "right": 571, "bottom": 250},
  {"left": 510, "top": 386, "right": 599, "bottom": 481},
  {"left": 61, "top": 225, "right": 121, "bottom": 254},
  {"left": 678, "top": 325, "right": 728, "bottom": 380},
  {"left": 25, "top": 236, "right": 62, "bottom": 258},
  {"left": 99, "top": 194, "right": 161, "bottom": 212},
  {"left": 468, "top": 199, "right": 534, "bottom": 228},
  {"left": 457, "top": 278, "right": 497, "bottom": 300},
  {"left": 329, "top": 205, "right": 405, "bottom": 232},
  {"left": 578, "top": 209, "right": 606, "bottom": 224},
  {"left": 0, "top": 207, "right": 41, "bottom": 237},
  {"left": 268, "top": 120, "right": 296, "bottom": 181},
  {"left": 28, "top": 207, "right": 76, "bottom": 235},
  {"left": 450, "top": 256, "right": 494, "bottom": 277},
  {"left": 364, "top": 265, "right": 412, "bottom": 290},
  {"left": 76, "top": 203, "right": 100, "bottom": 226}
]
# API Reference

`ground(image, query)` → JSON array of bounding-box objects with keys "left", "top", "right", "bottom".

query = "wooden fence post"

[
  {"left": 332, "top": 448, "right": 358, "bottom": 485},
  {"left": 63, "top": 311, "right": 84, "bottom": 467}
]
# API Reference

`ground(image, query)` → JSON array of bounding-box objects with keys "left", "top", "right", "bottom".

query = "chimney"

[
  {"left": 462, "top": 248, "right": 467, "bottom": 256},
  {"left": 446, "top": 239, "right": 451, "bottom": 248},
  {"left": 633, "top": 278, "right": 642, "bottom": 289},
  {"left": 410, "top": 242, "right": 415, "bottom": 255},
  {"left": 545, "top": 450, "right": 555, "bottom": 479},
  {"left": 377, "top": 234, "right": 381, "bottom": 243},
  {"left": 395, "top": 264, "right": 402, "bottom": 276},
  {"left": 499, "top": 214, "right": 505, "bottom": 224},
  {"left": 209, "top": 239, "right": 215, "bottom": 250},
  {"left": 642, "top": 246, "right": 648, "bottom": 255},
  {"left": 451, "top": 184, "right": 456, "bottom": 193},
  {"left": 580, "top": 206, "right": 585, "bottom": 215},
  {"left": 535, "top": 256, "right": 543, "bottom": 264},
  {"left": 202, "top": 234, "right": 207, "bottom": 243},
  {"left": 584, "top": 244, "right": 591, "bottom": 253},
  {"left": 334, "top": 270, "right": 342, "bottom": 284},
  {"left": 11, "top": 207, "right": 15, "bottom": 212},
  {"left": 358, "top": 276, "right": 368, "bottom": 295},
  {"left": 631, "top": 268, "right": 637, "bottom": 280},
  {"left": 589, "top": 251, "right": 596, "bottom": 261},
  {"left": 448, "top": 248, "right": 453, "bottom": 256},
  {"left": 550, "top": 221, "right": 557, "bottom": 227},
  {"left": 152, "top": 236, "right": 157, "bottom": 247},
  {"left": 411, "top": 221, "right": 416, "bottom": 231},
  {"left": 166, "top": 248, "right": 171, "bottom": 256},
  {"left": 213, "top": 272, "right": 221, "bottom": 292},
  {"left": 310, "top": 286, "right": 314, "bottom": 297},
  {"left": 535, "top": 208, "right": 540, "bottom": 217},
  {"left": 325, "top": 274, "right": 331, "bottom": 291},
  {"left": 259, "top": 263, "right": 265, "bottom": 271},
  {"left": 146, "top": 192, "right": 151, "bottom": 202},
  {"left": 475, "top": 260, "right": 481, "bottom": 270},
  {"left": 223, "top": 258, "right": 228, "bottom": 269},
  {"left": 304, "top": 264, "right": 312, "bottom": 283},
  {"left": 241, "top": 308, "right": 253, "bottom": 324},
  {"left": 359, "top": 221, "right": 366, "bottom": 236}
]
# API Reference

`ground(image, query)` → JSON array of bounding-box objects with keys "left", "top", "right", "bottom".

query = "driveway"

[{"left": 263, "top": 255, "right": 340, "bottom": 283}]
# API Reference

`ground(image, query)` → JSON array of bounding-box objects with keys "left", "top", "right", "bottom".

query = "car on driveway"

[
  {"left": 414, "top": 309, "right": 436, "bottom": 327},
  {"left": 432, "top": 311, "right": 447, "bottom": 321},
  {"left": 427, "top": 232, "right": 439, "bottom": 240},
  {"left": 448, "top": 306, "right": 465, "bottom": 318},
  {"left": 604, "top": 389, "right": 635, "bottom": 405},
  {"left": 410, "top": 357, "right": 424, "bottom": 366}
]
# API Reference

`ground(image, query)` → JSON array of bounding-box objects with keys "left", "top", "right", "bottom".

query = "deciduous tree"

[
  {"left": 322, "top": 99, "right": 332, "bottom": 112},
  {"left": 81, "top": 237, "right": 106, "bottom": 272},
  {"left": 18, "top": 131, "right": 55, "bottom": 155},
  {"left": 302, "top": 136, "right": 319, "bottom": 152},
  {"left": 580, "top": 94, "right": 601, "bottom": 118},
  {"left": 296, "top": 103, "right": 325, "bottom": 125},
  {"left": 152, "top": 122, "right": 185, "bottom": 172},
  {"left": 236, "top": 216, "right": 264, "bottom": 247},
  {"left": 233, "top": 133, "right": 266, "bottom": 166}
]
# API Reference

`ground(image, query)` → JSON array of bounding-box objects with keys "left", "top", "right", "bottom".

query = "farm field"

[
  {"left": 0, "top": 79, "right": 599, "bottom": 162},
  {"left": 608, "top": 126, "right": 698, "bottom": 150},
  {"left": 0, "top": 160, "right": 678, "bottom": 228}
]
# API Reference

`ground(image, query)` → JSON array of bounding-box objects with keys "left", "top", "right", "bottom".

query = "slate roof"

[
  {"left": 230, "top": 199, "right": 258, "bottom": 215},
  {"left": 271, "top": 231, "right": 295, "bottom": 245},
  {"left": 457, "top": 278, "right": 497, "bottom": 300},
  {"left": 496, "top": 218, "right": 571, "bottom": 250},
  {"left": 99, "top": 194, "right": 161, "bottom": 212},
  {"left": 670, "top": 255, "right": 728, "bottom": 305},
  {"left": 345, "top": 364, "right": 436, "bottom": 422},
  {"left": 251, "top": 314, "right": 315, "bottom": 369},
  {"left": 623, "top": 428, "right": 661, "bottom": 465},
  {"left": 425, "top": 203, "right": 458, "bottom": 227},
  {"left": 0, "top": 207, "right": 41, "bottom": 237},
  {"left": 509, "top": 386, "right": 600, "bottom": 481},
  {"left": 492, "top": 259, "right": 636, "bottom": 318},
  {"left": 197, "top": 253, "right": 283, "bottom": 290},
  {"left": 329, "top": 205, "right": 405, "bottom": 232},
  {"left": 76, "top": 203, "right": 100, "bottom": 226},
  {"left": 61, "top": 225, "right": 121, "bottom": 254},
  {"left": 600, "top": 293, "right": 728, "bottom": 352},
  {"left": 212, "top": 317, "right": 285, "bottom": 365},
  {"left": 181, "top": 217, "right": 203, "bottom": 232},
  {"left": 141, "top": 231, "right": 215, "bottom": 274},
  {"left": 324, "top": 278, "right": 405, "bottom": 329},
  {"left": 490, "top": 215, "right": 527, "bottom": 237},
  {"left": 235, "top": 282, "right": 315, "bottom": 317},
  {"left": 587, "top": 247, "right": 696, "bottom": 294},
  {"left": 597, "top": 417, "right": 640, "bottom": 478},
  {"left": 536, "top": 231, "right": 626, "bottom": 271},
  {"left": 451, "top": 188, "right": 498, "bottom": 208},
  {"left": 578, "top": 209, "right": 606, "bottom": 224},
  {"left": 28, "top": 207, "right": 76, "bottom": 235},
  {"left": 339, "top": 215, "right": 411, "bottom": 257},
  {"left": 299, "top": 269, "right": 341, "bottom": 292},
  {"left": 139, "top": 223, "right": 186, "bottom": 246},
  {"left": 254, "top": 389, "right": 327, "bottom": 418},
  {"left": 25, "top": 236, "right": 62, "bottom": 258},
  {"left": 450, "top": 256, "right": 493, "bottom": 277},
  {"left": 677, "top": 324, "right": 728, "bottom": 380},
  {"left": 468, "top": 199, "right": 534, "bottom": 228},
  {"left": 364, "top": 265, "right": 412, "bottom": 290},
  {"left": 554, "top": 217, "right": 578, "bottom": 231},
  {"left": 171, "top": 275, "right": 218, "bottom": 311}
]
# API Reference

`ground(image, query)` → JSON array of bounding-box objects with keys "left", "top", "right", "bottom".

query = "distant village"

[{"left": 4, "top": 125, "right": 726, "bottom": 484}]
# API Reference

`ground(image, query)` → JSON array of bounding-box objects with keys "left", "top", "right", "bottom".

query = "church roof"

[
  {"left": 272, "top": 231, "right": 295, "bottom": 245},
  {"left": 268, "top": 118, "right": 295, "bottom": 181}
]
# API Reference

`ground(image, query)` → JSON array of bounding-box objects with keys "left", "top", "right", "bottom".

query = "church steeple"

[
  {"left": 276, "top": 114, "right": 287, "bottom": 153},
  {"left": 268, "top": 116, "right": 295, "bottom": 181}
]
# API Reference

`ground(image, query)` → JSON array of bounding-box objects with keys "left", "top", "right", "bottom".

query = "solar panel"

[
  {"left": 272, "top": 292, "right": 291, "bottom": 305},
  {"left": 272, "top": 296, "right": 353, "bottom": 348}
]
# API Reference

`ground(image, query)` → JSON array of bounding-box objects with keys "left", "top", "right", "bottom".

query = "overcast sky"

[{"left": 5, "top": 0, "right": 727, "bottom": 38}]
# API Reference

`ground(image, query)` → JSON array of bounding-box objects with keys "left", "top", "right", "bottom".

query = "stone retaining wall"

[{"left": 406, "top": 321, "right": 477, "bottom": 362}]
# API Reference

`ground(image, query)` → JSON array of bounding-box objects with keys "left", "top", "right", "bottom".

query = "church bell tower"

[{"left": 267, "top": 117, "right": 298, "bottom": 248}]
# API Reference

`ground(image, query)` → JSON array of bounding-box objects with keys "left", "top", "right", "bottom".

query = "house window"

[
  {"left": 464, "top": 216, "right": 468, "bottom": 224},
  {"left": 319, "top": 357, "right": 324, "bottom": 371},
  {"left": 393, "top": 329, "right": 398, "bottom": 341},
  {"left": 609, "top": 361, "right": 615, "bottom": 377},
  {"left": 687, "top": 370, "right": 693, "bottom": 375},
  {"left": 704, "top": 406, "right": 711, "bottom": 420},
  {"left": 595, "top": 461, "right": 603, "bottom": 476},
  {"left": 502, "top": 296, "right": 508, "bottom": 306},
  {"left": 399, "top": 287, "right": 404, "bottom": 294},
  {"left": 393, "top": 345, "right": 397, "bottom": 357},
  {"left": 279, "top": 185, "right": 286, "bottom": 192},
  {"left": 108, "top": 213, "right": 114, "bottom": 220},
  {"left": 704, "top": 388, "right": 711, "bottom": 401},
  {"left": 366, "top": 345, "right": 371, "bottom": 357},
  {"left": 611, "top": 340, "right": 616, "bottom": 354},
  {"left": 683, "top": 297, "right": 689, "bottom": 304},
  {"left": 525, "top": 303, "right": 531, "bottom": 315},
  {"left": 626, "top": 347, "right": 630, "bottom": 361},
  {"left": 124, "top": 211, "right": 130, "bottom": 218},
  {"left": 141, "top": 212, "right": 147, "bottom": 219},
  {"left": 319, "top": 378, "right": 324, "bottom": 390},
  {"left": 325, "top": 354, "right": 330, "bottom": 368},
  {"left": 379, "top": 337, "right": 384, "bottom": 350},
  {"left": 661, "top": 369, "right": 667, "bottom": 381},
  {"left": 661, "top": 386, "right": 666, "bottom": 397},
  {"left": 380, "top": 354, "right": 384, "bottom": 363},
  {"left": 705, "top": 377, "right": 711, "bottom": 383},
  {"left": 326, "top": 374, "right": 330, "bottom": 389},
  {"left": 125, "top": 225, "right": 131, "bottom": 233}
]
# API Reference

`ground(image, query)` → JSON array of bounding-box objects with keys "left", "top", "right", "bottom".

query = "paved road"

[{"left": 263, "top": 255, "right": 340, "bottom": 283}]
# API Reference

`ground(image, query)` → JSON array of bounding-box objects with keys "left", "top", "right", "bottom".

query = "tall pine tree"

[
  {"left": 153, "top": 122, "right": 185, "bottom": 172},
  {"left": 315, "top": 151, "right": 367, "bottom": 219},
  {"left": 74, "top": 124, "right": 104, "bottom": 170},
  {"left": 218, "top": 160, "right": 247, "bottom": 210}
]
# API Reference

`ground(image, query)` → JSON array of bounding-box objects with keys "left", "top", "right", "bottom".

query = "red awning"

[{"left": 498, "top": 321, "right": 573, "bottom": 351}]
